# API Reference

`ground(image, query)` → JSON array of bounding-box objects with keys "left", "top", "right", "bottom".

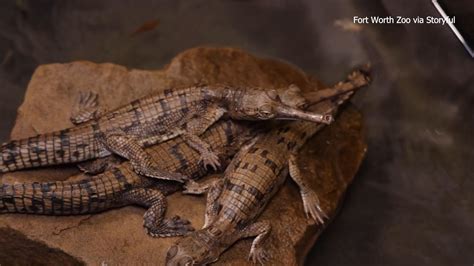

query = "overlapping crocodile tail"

[
  {"left": 0, "top": 166, "right": 131, "bottom": 215},
  {"left": 0, "top": 126, "right": 98, "bottom": 173}
]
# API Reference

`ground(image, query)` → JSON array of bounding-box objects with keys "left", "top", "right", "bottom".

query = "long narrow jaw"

[{"left": 275, "top": 105, "right": 333, "bottom": 124}]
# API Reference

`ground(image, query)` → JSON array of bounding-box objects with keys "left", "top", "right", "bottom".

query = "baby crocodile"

[
  {"left": 165, "top": 69, "right": 370, "bottom": 265},
  {"left": 0, "top": 85, "right": 332, "bottom": 182},
  {"left": 0, "top": 119, "right": 255, "bottom": 237}
]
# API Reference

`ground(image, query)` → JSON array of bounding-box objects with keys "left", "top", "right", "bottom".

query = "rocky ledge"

[{"left": 0, "top": 47, "right": 366, "bottom": 265}]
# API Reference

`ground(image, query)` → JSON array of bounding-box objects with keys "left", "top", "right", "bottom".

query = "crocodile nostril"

[{"left": 324, "top": 115, "right": 334, "bottom": 124}]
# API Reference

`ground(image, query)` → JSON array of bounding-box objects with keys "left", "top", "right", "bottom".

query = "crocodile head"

[
  {"left": 165, "top": 228, "right": 228, "bottom": 266},
  {"left": 227, "top": 86, "right": 333, "bottom": 124},
  {"left": 277, "top": 84, "right": 309, "bottom": 109}
]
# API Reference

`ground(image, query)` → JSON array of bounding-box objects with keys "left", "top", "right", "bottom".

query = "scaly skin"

[
  {"left": 0, "top": 85, "right": 332, "bottom": 182},
  {"left": 165, "top": 69, "right": 371, "bottom": 265},
  {"left": 0, "top": 120, "right": 256, "bottom": 237}
]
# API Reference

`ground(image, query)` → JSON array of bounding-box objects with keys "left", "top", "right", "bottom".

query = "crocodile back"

[
  {"left": 96, "top": 86, "right": 225, "bottom": 145},
  {"left": 215, "top": 132, "right": 290, "bottom": 228}
]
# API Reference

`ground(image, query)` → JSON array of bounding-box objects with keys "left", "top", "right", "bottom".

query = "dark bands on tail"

[
  {"left": 0, "top": 167, "right": 133, "bottom": 215},
  {"left": 0, "top": 127, "right": 98, "bottom": 173}
]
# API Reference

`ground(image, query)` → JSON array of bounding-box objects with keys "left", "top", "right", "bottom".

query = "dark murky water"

[{"left": 0, "top": 1, "right": 472, "bottom": 265}]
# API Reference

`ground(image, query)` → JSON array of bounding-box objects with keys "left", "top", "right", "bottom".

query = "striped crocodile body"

[
  {"left": 165, "top": 69, "right": 370, "bottom": 265},
  {"left": 0, "top": 120, "right": 256, "bottom": 237},
  {"left": 0, "top": 85, "right": 332, "bottom": 183}
]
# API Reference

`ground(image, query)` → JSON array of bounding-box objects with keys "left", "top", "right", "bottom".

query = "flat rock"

[{"left": 0, "top": 47, "right": 367, "bottom": 265}]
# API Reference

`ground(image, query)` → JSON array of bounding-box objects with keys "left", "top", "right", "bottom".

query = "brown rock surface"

[{"left": 0, "top": 47, "right": 367, "bottom": 265}]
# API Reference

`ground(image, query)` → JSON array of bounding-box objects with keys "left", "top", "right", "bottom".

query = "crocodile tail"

[
  {"left": 317, "top": 69, "right": 370, "bottom": 116},
  {"left": 0, "top": 126, "right": 98, "bottom": 173},
  {"left": 329, "top": 87, "right": 357, "bottom": 113},
  {"left": 0, "top": 167, "right": 128, "bottom": 215}
]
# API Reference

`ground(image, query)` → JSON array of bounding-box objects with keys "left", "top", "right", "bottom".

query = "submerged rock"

[{"left": 0, "top": 47, "right": 366, "bottom": 265}]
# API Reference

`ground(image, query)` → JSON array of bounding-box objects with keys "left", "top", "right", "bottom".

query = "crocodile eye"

[{"left": 258, "top": 104, "right": 274, "bottom": 117}]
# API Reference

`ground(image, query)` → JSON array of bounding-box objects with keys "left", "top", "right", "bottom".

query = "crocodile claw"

[
  {"left": 248, "top": 247, "right": 270, "bottom": 265},
  {"left": 182, "top": 180, "right": 204, "bottom": 194},
  {"left": 145, "top": 215, "right": 195, "bottom": 238},
  {"left": 71, "top": 91, "right": 102, "bottom": 124},
  {"left": 301, "top": 189, "right": 327, "bottom": 224},
  {"left": 199, "top": 150, "right": 221, "bottom": 171}
]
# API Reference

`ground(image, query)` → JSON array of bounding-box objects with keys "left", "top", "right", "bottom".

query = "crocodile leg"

[
  {"left": 102, "top": 131, "right": 187, "bottom": 182},
  {"left": 182, "top": 178, "right": 217, "bottom": 194},
  {"left": 123, "top": 187, "right": 194, "bottom": 238},
  {"left": 239, "top": 220, "right": 272, "bottom": 265},
  {"left": 70, "top": 91, "right": 105, "bottom": 124},
  {"left": 184, "top": 105, "right": 226, "bottom": 170},
  {"left": 77, "top": 155, "right": 123, "bottom": 174},
  {"left": 183, "top": 177, "right": 224, "bottom": 228},
  {"left": 202, "top": 179, "right": 224, "bottom": 228},
  {"left": 288, "top": 153, "right": 327, "bottom": 224}
]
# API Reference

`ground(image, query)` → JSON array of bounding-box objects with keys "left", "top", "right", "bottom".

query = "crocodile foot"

[
  {"left": 145, "top": 215, "right": 195, "bottom": 238},
  {"left": 70, "top": 91, "right": 105, "bottom": 124},
  {"left": 248, "top": 247, "right": 270, "bottom": 265},
  {"left": 301, "top": 189, "right": 327, "bottom": 224},
  {"left": 77, "top": 156, "right": 122, "bottom": 174},
  {"left": 182, "top": 180, "right": 204, "bottom": 194},
  {"left": 199, "top": 150, "right": 220, "bottom": 171}
]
